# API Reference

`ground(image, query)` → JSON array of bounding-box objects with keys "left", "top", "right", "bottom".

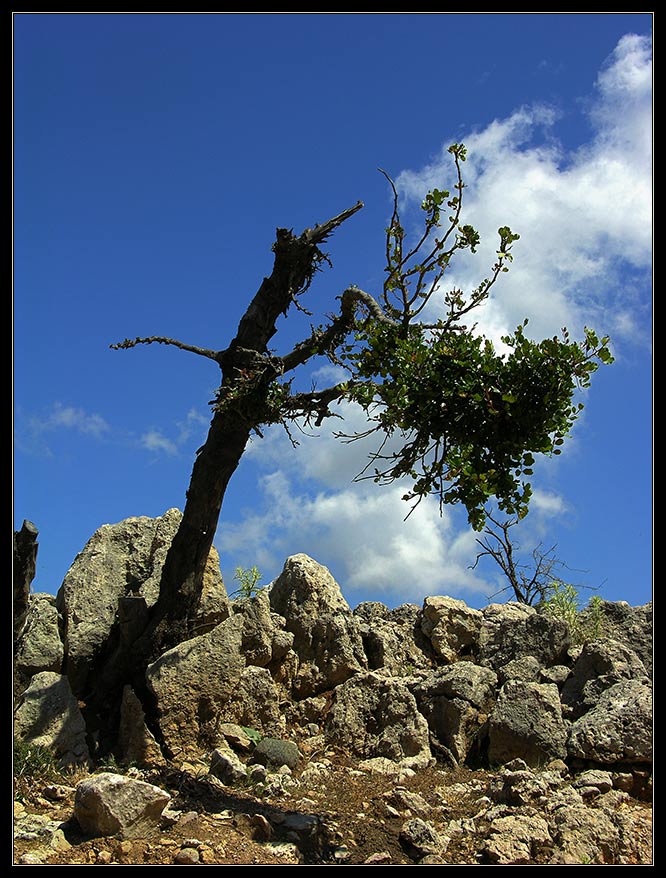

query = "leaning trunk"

[{"left": 149, "top": 406, "right": 252, "bottom": 650}]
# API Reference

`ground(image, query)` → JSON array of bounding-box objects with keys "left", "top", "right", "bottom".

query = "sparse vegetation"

[
  {"left": 230, "top": 565, "right": 265, "bottom": 600},
  {"left": 539, "top": 581, "right": 607, "bottom": 644}
]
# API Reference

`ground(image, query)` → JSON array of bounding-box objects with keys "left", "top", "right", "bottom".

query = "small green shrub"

[
  {"left": 230, "top": 565, "right": 264, "bottom": 600},
  {"left": 539, "top": 581, "right": 607, "bottom": 645}
]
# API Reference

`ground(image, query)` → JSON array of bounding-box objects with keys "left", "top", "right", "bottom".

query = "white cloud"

[
  {"left": 395, "top": 33, "right": 652, "bottom": 349},
  {"left": 140, "top": 430, "right": 179, "bottom": 455},
  {"left": 43, "top": 402, "right": 110, "bottom": 437},
  {"left": 217, "top": 34, "right": 652, "bottom": 608},
  {"left": 15, "top": 401, "right": 111, "bottom": 455},
  {"left": 139, "top": 408, "right": 210, "bottom": 457}
]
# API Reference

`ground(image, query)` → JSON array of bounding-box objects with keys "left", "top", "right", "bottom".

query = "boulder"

[
  {"left": 269, "top": 555, "right": 367, "bottom": 697},
  {"left": 413, "top": 662, "right": 498, "bottom": 763},
  {"left": 488, "top": 681, "right": 567, "bottom": 767},
  {"left": 14, "top": 593, "right": 64, "bottom": 680},
  {"left": 479, "top": 610, "right": 571, "bottom": 674},
  {"left": 56, "top": 509, "right": 229, "bottom": 695},
  {"left": 420, "top": 596, "right": 483, "bottom": 663},
  {"left": 354, "top": 602, "right": 435, "bottom": 675},
  {"left": 482, "top": 814, "right": 551, "bottom": 864},
  {"left": 399, "top": 817, "right": 448, "bottom": 859},
  {"left": 252, "top": 737, "right": 300, "bottom": 770},
  {"left": 596, "top": 600, "right": 652, "bottom": 677},
  {"left": 73, "top": 772, "right": 170, "bottom": 839},
  {"left": 561, "top": 639, "right": 649, "bottom": 719},
  {"left": 325, "top": 672, "right": 432, "bottom": 769},
  {"left": 145, "top": 613, "right": 246, "bottom": 757},
  {"left": 14, "top": 671, "right": 90, "bottom": 768},
  {"left": 117, "top": 685, "right": 165, "bottom": 767},
  {"left": 567, "top": 679, "right": 652, "bottom": 765}
]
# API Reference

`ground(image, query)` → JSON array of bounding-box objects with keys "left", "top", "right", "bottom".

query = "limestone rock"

[
  {"left": 354, "top": 602, "right": 435, "bottom": 675},
  {"left": 209, "top": 746, "right": 248, "bottom": 784},
  {"left": 420, "top": 596, "right": 483, "bottom": 663},
  {"left": 413, "top": 662, "right": 497, "bottom": 763},
  {"left": 14, "top": 671, "right": 90, "bottom": 768},
  {"left": 146, "top": 614, "right": 246, "bottom": 757},
  {"left": 567, "top": 679, "right": 652, "bottom": 764},
  {"left": 222, "top": 666, "right": 287, "bottom": 738},
  {"left": 56, "top": 509, "right": 229, "bottom": 695},
  {"left": 325, "top": 672, "right": 432, "bottom": 769},
  {"left": 479, "top": 610, "right": 571, "bottom": 674},
  {"left": 561, "top": 638, "right": 649, "bottom": 719},
  {"left": 596, "top": 600, "right": 652, "bottom": 677},
  {"left": 399, "top": 817, "right": 448, "bottom": 858},
  {"left": 74, "top": 772, "right": 170, "bottom": 839},
  {"left": 482, "top": 814, "right": 551, "bottom": 864},
  {"left": 269, "top": 555, "right": 367, "bottom": 697},
  {"left": 14, "top": 593, "right": 64, "bottom": 680},
  {"left": 488, "top": 680, "right": 567, "bottom": 767}
]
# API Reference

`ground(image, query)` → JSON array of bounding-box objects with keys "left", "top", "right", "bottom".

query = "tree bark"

[{"left": 140, "top": 202, "right": 364, "bottom": 655}]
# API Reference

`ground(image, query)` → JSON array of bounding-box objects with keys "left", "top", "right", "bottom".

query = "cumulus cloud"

[
  {"left": 395, "top": 33, "right": 652, "bottom": 349},
  {"left": 216, "top": 34, "right": 652, "bottom": 607}
]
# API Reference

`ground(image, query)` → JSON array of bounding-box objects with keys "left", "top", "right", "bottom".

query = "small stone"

[{"left": 174, "top": 847, "right": 200, "bottom": 864}]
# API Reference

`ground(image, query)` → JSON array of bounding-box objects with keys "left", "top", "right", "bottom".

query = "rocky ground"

[{"left": 14, "top": 746, "right": 652, "bottom": 866}]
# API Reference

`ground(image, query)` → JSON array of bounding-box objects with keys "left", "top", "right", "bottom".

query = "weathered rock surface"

[
  {"left": 567, "top": 679, "right": 652, "bottom": 764},
  {"left": 420, "top": 596, "right": 483, "bottom": 663},
  {"left": 73, "top": 772, "right": 171, "bottom": 839},
  {"left": 325, "top": 672, "right": 433, "bottom": 769},
  {"left": 145, "top": 613, "right": 247, "bottom": 757},
  {"left": 560, "top": 638, "right": 649, "bottom": 719},
  {"left": 55, "top": 509, "right": 229, "bottom": 695},
  {"left": 14, "top": 671, "right": 90, "bottom": 768},
  {"left": 14, "top": 593, "right": 64, "bottom": 680},
  {"left": 488, "top": 680, "right": 567, "bottom": 766},
  {"left": 354, "top": 602, "right": 435, "bottom": 675},
  {"left": 413, "top": 662, "right": 497, "bottom": 764},
  {"left": 269, "top": 555, "right": 368, "bottom": 697}
]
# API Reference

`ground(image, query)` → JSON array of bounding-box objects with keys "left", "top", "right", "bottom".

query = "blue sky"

[{"left": 13, "top": 13, "right": 652, "bottom": 611}]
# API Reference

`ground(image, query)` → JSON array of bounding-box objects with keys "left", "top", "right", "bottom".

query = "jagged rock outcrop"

[
  {"left": 269, "top": 554, "right": 368, "bottom": 697},
  {"left": 479, "top": 607, "right": 572, "bottom": 674},
  {"left": 145, "top": 613, "right": 248, "bottom": 757},
  {"left": 420, "top": 596, "right": 483, "bottom": 663},
  {"left": 55, "top": 509, "right": 230, "bottom": 696},
  {"left": 14, "top": 671, "right": 90, "bottom": 768},
  {"left": 353, "top": 602, "right": 436, "bottom": 675},
  {"left": 487, "top": 680, "right": 568, "bottom": 766},
  {"left": 14, "top": 513, "right": 652, "bottom": 797},
  {"left": 560, "top": 638, "right": 649, "bottom": 719},
  {"left": 14, "top": 593, "right": 64, "bottom": 682},
  {"left": 567, "top": 679, "right": 652, "bottom": 764},
  {"left": 413, "top": 662, "right": 498, "bottom": 764},
  {"left": 324, "top": 672, "right": 433, "bottom": 769}
]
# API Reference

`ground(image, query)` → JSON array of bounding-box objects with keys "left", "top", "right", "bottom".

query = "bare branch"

[
  {"left": 279, "top": 284, "right": 396, "bottom": 375},
  {"left": 110, "top": 336, "right": 221, "bottom": 362}
]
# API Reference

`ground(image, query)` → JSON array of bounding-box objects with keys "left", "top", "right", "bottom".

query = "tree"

[
  {"left": 111, "top": 143, "right": 613, "bottom": 658},
  {"left": 470, "top": 511, "right": 584, "bottom": 606}
]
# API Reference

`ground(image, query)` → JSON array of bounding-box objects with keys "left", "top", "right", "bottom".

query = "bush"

[{"left": 539, "top": 582, "right": 606, "bottom": 645}]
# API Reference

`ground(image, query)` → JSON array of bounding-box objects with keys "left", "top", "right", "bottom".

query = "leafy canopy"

[{"left": 335, "top": 144, "right": 614, "bottom": 530}]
